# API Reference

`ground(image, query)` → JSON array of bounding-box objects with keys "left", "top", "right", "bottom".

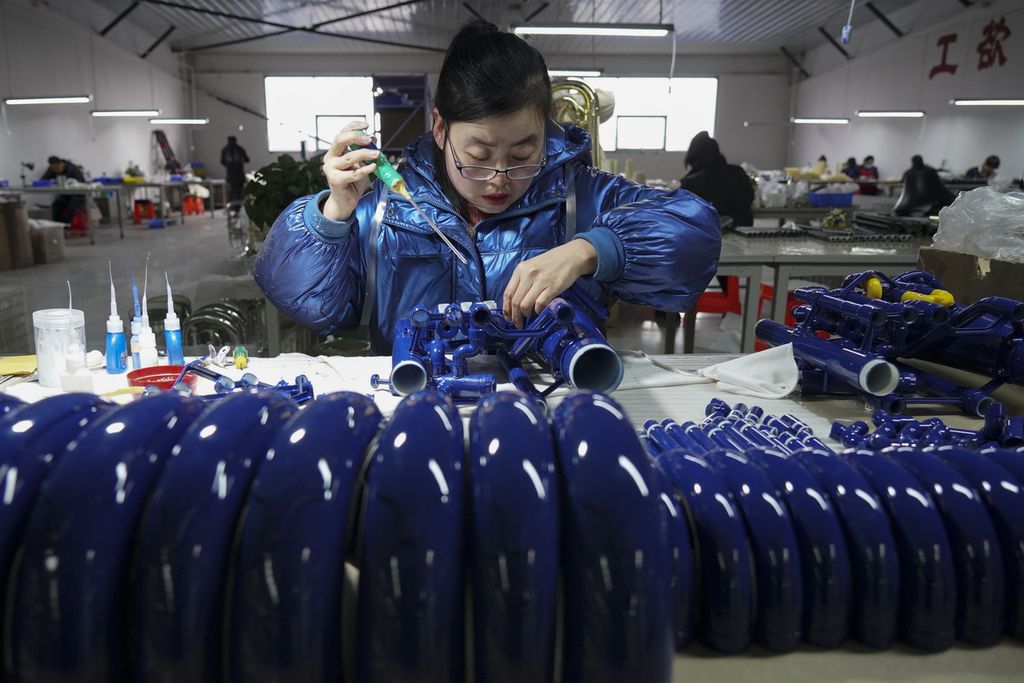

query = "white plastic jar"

[{"left": 33, "top": 308, "right": 86, "bottom": 387}]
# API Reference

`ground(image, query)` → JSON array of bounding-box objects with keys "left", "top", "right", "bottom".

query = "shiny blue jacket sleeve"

[
  {"left": 252, "top": 188, "right": 378, "bottom": 335},
  {"left": 571, "top": 163, "right": 722, "bottom": 312}
]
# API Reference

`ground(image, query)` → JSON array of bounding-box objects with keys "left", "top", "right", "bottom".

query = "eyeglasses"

[{"left": 448, "top": 140, "right": 546, "bottom": 181}]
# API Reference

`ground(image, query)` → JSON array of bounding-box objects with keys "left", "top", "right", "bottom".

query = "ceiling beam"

[
  {"left": 461, "top": 2, "right": 487, "bottom": 22},
  {"left": 99, "top": 1, "right": 140, "bottom": 37},
  {"left": 525, "top": 2, "right": 550, "bottom": 22},
  {"left": 818, "top": 26, "right": 851, "bottom": 60},
  {"left": 865, "top": 2, "right": 903, "bottom": 38},
  {"left": 140, "top": 25, "right": 176, "bottom": 59},
  {"left": 142, "top": 0, "right": 444, "bottom": 53},
  {"left": 779, "top": 46, "right": 810, "bottom": 79}
]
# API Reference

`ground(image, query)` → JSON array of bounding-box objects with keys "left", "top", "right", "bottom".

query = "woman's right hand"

[{"left": 321, "top": 121, "right": 381, "bottom": 221}]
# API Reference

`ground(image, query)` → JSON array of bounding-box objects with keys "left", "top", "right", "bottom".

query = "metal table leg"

[
  {"left": 739, "top": 266, "right": 761, "bottom": 353},
  {"left": 115, "top": 189, "right": 124, "bottom": 239}
]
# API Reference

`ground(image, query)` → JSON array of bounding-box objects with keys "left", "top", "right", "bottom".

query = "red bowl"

[{"left": 127, "top": 365, "right": 198, "bottom": 392}]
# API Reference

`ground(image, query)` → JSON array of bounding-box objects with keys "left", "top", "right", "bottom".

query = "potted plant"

[{"left": 243, "top": 153, "right": 327, "bottom": 245}]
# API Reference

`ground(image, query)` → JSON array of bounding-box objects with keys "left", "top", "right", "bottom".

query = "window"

[
  {"left": 581, "top": 77, "right": 718, "bottom": 151},
  {"left": 264, "top": 76, "right": 375, "bottom": 153},
  {"left": 615, "top": 116, "right": 667, "bottom": 150}
]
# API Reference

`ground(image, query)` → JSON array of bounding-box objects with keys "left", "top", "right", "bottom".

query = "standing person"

[
  {"left": 220, "top": 136, "right": 250, "bottom": 201},
  {"left": 40, "top": 155, "right": 86, "bottom": 223},
  {"left": 964, "top": 155, "right": 1000, "bottom": 180},
  {"left": 858, "top": 155, "right": 879, "bottom": 195},
  {"left": 253, "top": 20, "right": 721, "bottom": 352},
  {"left": 679, "top": 131, "right": 754, "bottom": 228},
  {"left": 841, "top": 157, "right": 860, "bottom": 178}
]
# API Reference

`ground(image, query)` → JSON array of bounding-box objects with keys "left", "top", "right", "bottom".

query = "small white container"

[{"left": 33, "top": 308, "right": 86, "bottom": 387}]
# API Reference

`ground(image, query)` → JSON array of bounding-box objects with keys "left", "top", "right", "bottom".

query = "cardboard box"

[
  {"left": 0, "top": 201, "right": 35, "bottom": 269},
  {"left": 30, "top": 224, "right": 65, "bottom": 264},
  {"left": 918, "top": 247, "right": 1024, "bottom": 304}
]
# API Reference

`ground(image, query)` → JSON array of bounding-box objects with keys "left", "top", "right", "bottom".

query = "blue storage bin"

[
  {"left": 808, "top": 192, "right": 854, "bottom": 208},
  {"left": 32, "top": 179, "right": 57, "bottom": 187}
]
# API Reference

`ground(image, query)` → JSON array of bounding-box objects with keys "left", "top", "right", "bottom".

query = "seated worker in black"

[
  {"left": 40, "top": 155, "right": 86, "bottom": 223},
  {"left": 841, "top": 157, "right": 860, "bottom": 178},
  {"left": 895, "top": 155, "right": 954, "bottom": 217},
  {"left": 679, "top": 131, "right": 753, "bottom": 228},
  {"left": 858, "top": 155, "right": 879, "bottom": 195},
  {"left": 964, "top": 155, "right": 1000, "bottom": 180}
]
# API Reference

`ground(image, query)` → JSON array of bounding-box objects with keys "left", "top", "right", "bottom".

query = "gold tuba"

[{"left": 551, "top": 78, "right": 603, "bottom": 169}]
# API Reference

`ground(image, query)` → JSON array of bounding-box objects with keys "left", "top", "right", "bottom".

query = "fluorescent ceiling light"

[
  {"left": 951, "top": 98, "right": 1024, "bottom": 106},
  {"left": 4, "top": 95, "right": 91, "bottom": 105},
  {"left": 149, "top": 117, "right": 209, "bottom": 125},
  {"left": 856, "top": 110, "right": 925, "bottom": 118},
  {"left": 549, "top": 68, "right": 604, "bottom": 77},
  {"left": 513, "top": 23, "right": 673, "bottom": 37},
  {"left": 92, "top": 109, "right": 160, "bottom": 117},
  {"left": 791, "top": 117, "right": 850, "bottom": 124}
]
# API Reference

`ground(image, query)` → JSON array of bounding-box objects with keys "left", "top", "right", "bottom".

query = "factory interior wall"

[
  {"left": 789, "top": 0, "right": 1024, "bottom": 180},
  {"left": 0, "top": 0, "right": 189, "bottom": 184},
  {"left": 190, "top": 52, "right": 791, "bottom": 181}
]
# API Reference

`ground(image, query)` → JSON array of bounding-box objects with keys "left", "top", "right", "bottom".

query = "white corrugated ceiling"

[{"left": 81, "top": 0, "right": 926, "bottom": 55}]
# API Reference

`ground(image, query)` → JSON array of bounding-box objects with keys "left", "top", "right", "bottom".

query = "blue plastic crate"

[{"left": 807, "top": 192, "right": 854, "bottom": 208}]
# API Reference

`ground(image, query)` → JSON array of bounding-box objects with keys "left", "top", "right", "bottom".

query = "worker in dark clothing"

[
  {"left": 842, "top": 157, "right": 860, "bottom": 178},
  {"left": 895, "top": 155, "right": 954, "bottom": 216},
  {"left": 965, "top": 154, "right": 1000, "bottom": 180},
  {"left": 221, "top": 136, "right": 250, "bottom": 201},
  {"left": 679, "top": 130, "right": 753, "bottom": 228},
  {"left": 41, "top": 156, "right": 86, "bottom": 223}
]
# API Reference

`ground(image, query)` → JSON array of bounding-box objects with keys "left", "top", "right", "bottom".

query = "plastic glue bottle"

[
  {"left": 129, "top": 267, "right": 142, "bottom": 369},
  {"left": 105, "top": 262, "right": 127, "bottom": 374},
  {"left": 163, "top": 272, "right": 184, "bottom": 365}
]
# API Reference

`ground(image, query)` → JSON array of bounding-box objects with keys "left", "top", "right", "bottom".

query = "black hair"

[
  {"left": 864, "top": 155, "right": 874, "bottom": 163},
  {"left": 844, "top": 157, "right": 857, "bottom": 166},
  {"left": 911, "top": 154, "right": 924, "bottom": 169},
  {"left": 985, "top": 155, "right": 1000, "bottom": 169},
  {"left": 686, "top": 131, "right": 723, "bottom": 169},
  {"left": 432, "top": 21, "right": 552, "bottom": 214},
  {"left": 48, "top": 156, "right": 61, "bottom": 165},
  {"left": 818, "top": 155, "right": 827, "bottom": 162}
]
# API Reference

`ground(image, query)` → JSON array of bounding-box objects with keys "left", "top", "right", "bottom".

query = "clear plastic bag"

[{"left": 933, "top": 187, "right": 1024, "bottom": 263}]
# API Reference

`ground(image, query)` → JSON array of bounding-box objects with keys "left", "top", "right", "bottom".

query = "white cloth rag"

[{"left": 699, "top": 343, "right": 798, "bottom": 399}]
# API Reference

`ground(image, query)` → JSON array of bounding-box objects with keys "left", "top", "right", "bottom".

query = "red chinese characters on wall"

[
  {"left": 977, "top": 17, "right": 1011, "bottom": 70},
  {"left": 928, "top": 16, "right": 1012, "bottom": 79},
  {"left": 929, "top": 33, "right": 959, "bottom": 78}
]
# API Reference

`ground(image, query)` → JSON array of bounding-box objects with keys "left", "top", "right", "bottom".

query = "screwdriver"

[{"left": 349, "top": 141, "right": 468, "bottom": 265}]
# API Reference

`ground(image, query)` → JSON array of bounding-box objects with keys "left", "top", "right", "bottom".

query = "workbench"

[
  {"left": 681, "top": 235, "right": 929, "bottom": 355},
  {"left": 0, "top": 185, "right": 127, "bottom": 241}
]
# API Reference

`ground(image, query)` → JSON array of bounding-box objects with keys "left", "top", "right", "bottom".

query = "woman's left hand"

[{"left": 503, "top": 240, "right": 598, "bottom": 328}]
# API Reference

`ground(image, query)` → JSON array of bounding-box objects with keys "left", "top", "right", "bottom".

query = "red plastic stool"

[
  {"left": 183, "top": 195, "right": 204, "bottom": 216},
  {"left": 696, "top": 276, "right": 742, "bottom": 316},
  {"left": 133, "top": 199, "right": 155, "bottom": 224},
  {"left": 755, "top": 284, "right": 800, "bottom": 351}
]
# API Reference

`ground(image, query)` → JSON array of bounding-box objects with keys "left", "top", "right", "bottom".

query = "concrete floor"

[{"left": 0, "top": 212, "right": 741, "bottom": 357}]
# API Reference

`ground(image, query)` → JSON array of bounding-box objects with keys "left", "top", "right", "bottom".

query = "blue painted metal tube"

[
  {"left": 469, "top": 392, "right": 559, "bottom": 683},
  {"left": 229, "top": 392, "right": 382, "bottom": 683},
  {"left": 842, "top": 450, "right": 956, "bottom": 651},
  {"left": 791, "top": 448, "right": 900, "bottom": 648},
  {"left": 356, "top": 391, "right": 465, "bottom": 683},
  {"left": 649, "top": 459, "right": 697, "bottom": 651},
  {"left": 131, "top": 391, "right": 298, "bottom": 682},
  {"left": 538, "top": 302, "right": 623, "bottom": 393},
  {"left": 663, "top": 421, "right": 710, "bottom": 454},
  {"left": 645, "top": 421, "right": 681, "bottom": 455},
  {"left": 746, "top": 447, "right": 852, "bottom": 648},
  {"left": 390, "top": 318, "right": 428, "bottom": 396},
  {"left": 657, "top": 450, "right": 755, "bottom": 653},
  {"left": 887, "top": 447, "right": 1005, "bottom": 646},
  {"left": 552, "top": 393, "right": 674, "bottom": 681},
  {"left": 794, "top": 288, "right": 887, "bottom": 326},
  {"left": 704, "top": 449, "right": 804, "bottom": 652},
  {"left": 0, "top": 393, "right": 115, "bottom": 670},
  {"left": 12, "top": 393, "right": 205, "bottom": 682},
  {"left": 756, "top": 319, "right": 899, "bottom": 397},
  {"left": 929, "top": 446, "right": 1024, "bottom": 640}
]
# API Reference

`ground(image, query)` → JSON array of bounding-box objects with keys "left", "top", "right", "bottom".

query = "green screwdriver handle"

[{"left": 348, "top": 143, "right": 405, "bottom": 192}]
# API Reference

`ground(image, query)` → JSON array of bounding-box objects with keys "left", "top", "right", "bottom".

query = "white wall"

[
  {"left": 789, "top": 0, "right": 1024, "bottom": 180},
  {"left": 188, "top": 52, "right": 792, "bottom": 178},
  {"left": 0, "top": 0, "right": 189, "bottom": 183}
]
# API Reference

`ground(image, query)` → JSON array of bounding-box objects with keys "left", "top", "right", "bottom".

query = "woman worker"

[{"left": 253, "top": 21, "right": 721, "bottom": 352}]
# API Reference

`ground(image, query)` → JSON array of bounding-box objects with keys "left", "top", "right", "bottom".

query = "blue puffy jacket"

[{"left": 253, "top": 124, "right": 721, "bottom": 352}]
